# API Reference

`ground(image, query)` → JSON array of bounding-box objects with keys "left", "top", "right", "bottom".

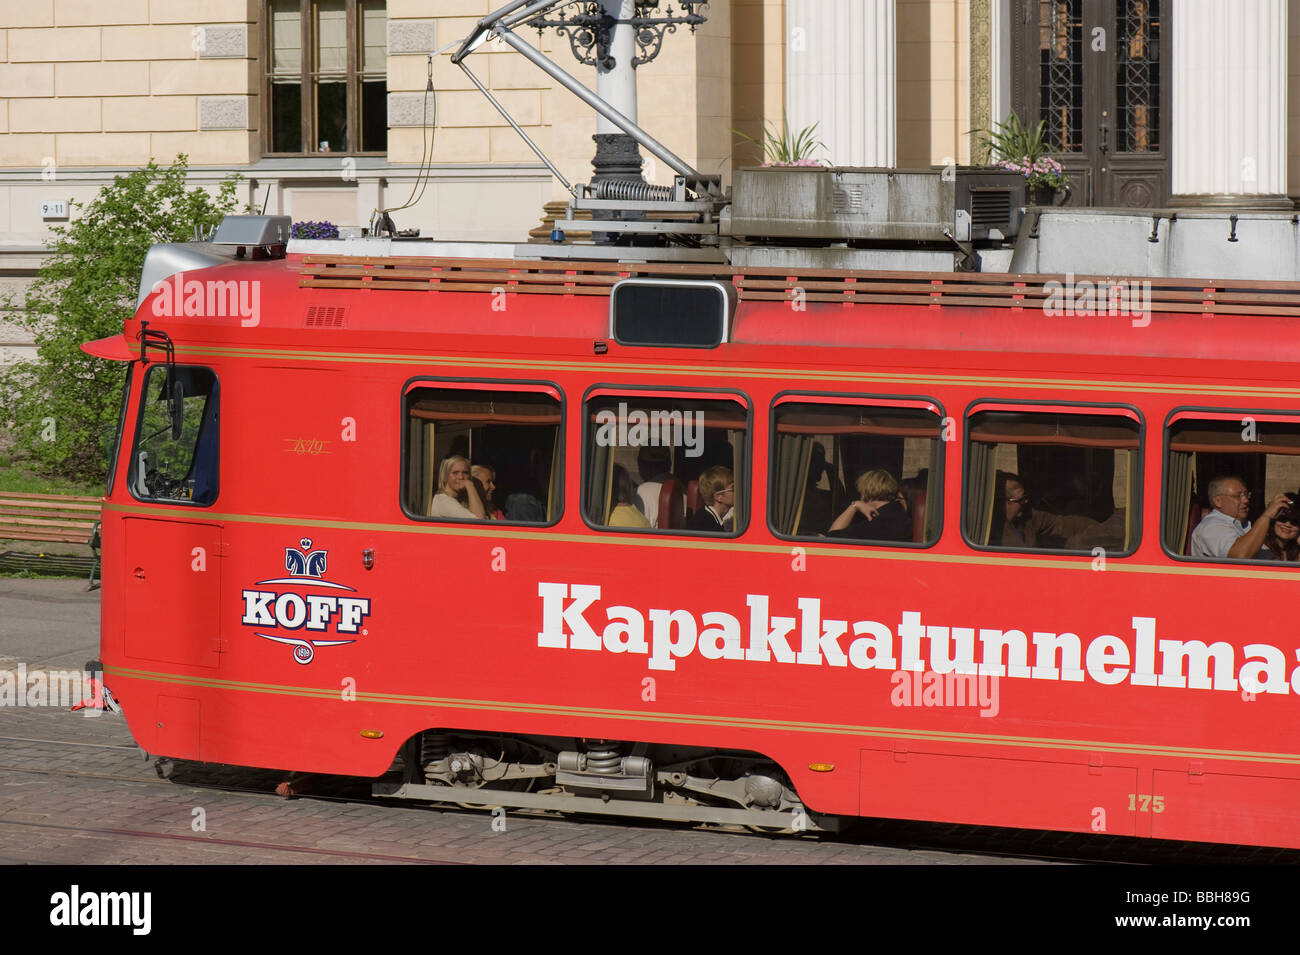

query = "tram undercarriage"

[{"left": 372, "top": 731, "right": 835, "bottom": 832}]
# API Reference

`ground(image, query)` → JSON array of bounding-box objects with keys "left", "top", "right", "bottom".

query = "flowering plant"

[
  {"left": 977, "top": 112, "right": 1070, "bottom": 191},
  {"left": 995, "top": 155, "right": 1068, "bottom": 190},
  {"left": 291, "top": 220, "right": 340, "bottom": 240}
]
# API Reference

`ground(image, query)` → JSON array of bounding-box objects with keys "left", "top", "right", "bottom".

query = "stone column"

[
  {"left": 1171, "top": 0, "right": 1289, "bottom": 208},
  {"left": 785, "top": 0, "right": 896, "bottom": 167}
]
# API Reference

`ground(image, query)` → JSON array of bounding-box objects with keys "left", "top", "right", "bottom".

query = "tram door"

[
  {"left": 121, "top": 364, "right": 224, "bottom": 668},
  {"left": 1012, "top": 0, "right": 1169, "bottom": 207},
  {"left": 122, "top": 519, "right": 223, "bottom": 668}
]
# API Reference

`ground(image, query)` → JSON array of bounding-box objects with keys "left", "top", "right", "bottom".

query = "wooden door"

[{"left": 1012, "top": 0, "right": 1170, "bottom": 207}]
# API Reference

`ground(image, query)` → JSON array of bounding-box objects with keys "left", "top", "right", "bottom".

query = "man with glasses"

[
  {"left": 1190, "top": 476, "right": 1292, "bottom": 558},
  {"left": 996, "top": 474, "right": 1107, "bottom": 549}
]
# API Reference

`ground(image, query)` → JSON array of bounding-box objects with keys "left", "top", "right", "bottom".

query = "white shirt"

[
  {"left": 637, "top": 481, "right": 662, "bottom": 526},
  {"left": 1190, "top": 508, "right": 1250, "bottom": 558},
  {"left": 429, "top": 493, "right": 476, "bottom": 519}
]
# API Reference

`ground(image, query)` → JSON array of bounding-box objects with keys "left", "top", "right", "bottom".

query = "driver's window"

[{"left": 130, "top": 365, "right": 219, "bottom": 505}]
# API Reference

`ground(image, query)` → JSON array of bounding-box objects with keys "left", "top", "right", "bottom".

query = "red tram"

[{"left": 83, "top": 236, "right": 1300, "bottom": 847}]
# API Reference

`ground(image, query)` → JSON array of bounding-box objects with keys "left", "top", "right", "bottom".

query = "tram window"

[
  {"left": 106, "top": 363, "right": 134, "bottom": 496},
  {"left": 1165, "top": 414, "right": 1300, "bottom": 562},
  {"left": 128, "top": 364, "right": 219, "bottom": 505},
  {"left": 403, "top": 384, "right": 562, "bottom": 524},
  {"left": 964, "top": 408, "right": 1139, "bottom": 554},
  {"left": 584, "top": 393, "right": 749, "bottom": 534},
  {"left": 770, "top": 400, "right": 942, "bottom": 545}
]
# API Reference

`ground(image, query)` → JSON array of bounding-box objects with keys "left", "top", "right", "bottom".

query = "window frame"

[
  {"left": 106, "top": 362, "right": 135, "bottom": 496},
  {"left": 262, "top": 0, "right": 387, "bottom": 158},
  {"left": 399, "top": 375, "right": 565, "bottom": 528},
  {"left": 127, "top": 363, "right": 221, "bottom": 508},
  {"left": 580, "top": 383, "right": 754, "bottom": 537},
  {"left": 960, "top": 397, "right": 1144, "bottom": 557},
  {"left": 608, "top": 279, "right": 734, "bottom": 349},
  {"left": 1161, "top": 404, "right": 1300, "bottom": 566},
  {"left": 767, "top": 390, "right": 947, "bottom": 550}
]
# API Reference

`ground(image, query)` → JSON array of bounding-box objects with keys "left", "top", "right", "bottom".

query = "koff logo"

[{"left": 240, "top": 538, "right": 371, "bottom": 664}]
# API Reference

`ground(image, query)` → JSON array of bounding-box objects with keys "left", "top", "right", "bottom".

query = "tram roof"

[{"left": 105, "top": 248, "right": 1300, "bottom": 369}]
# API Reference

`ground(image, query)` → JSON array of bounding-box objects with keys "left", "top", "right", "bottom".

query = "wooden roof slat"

[{"left": 295, "top": 256, "right": 1300, "bottom": 316}]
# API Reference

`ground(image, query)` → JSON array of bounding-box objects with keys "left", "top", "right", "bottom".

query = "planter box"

[{"left": 729, "top": 166, "right": 1027, "bottom": 244}]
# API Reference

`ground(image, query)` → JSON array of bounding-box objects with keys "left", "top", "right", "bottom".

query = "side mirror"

[{"left": 170, "top": 380, "right": 184, "bottom": 440}]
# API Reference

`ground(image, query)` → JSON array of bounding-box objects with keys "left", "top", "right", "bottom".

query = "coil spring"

[
  {"left": 594, "top": 179, "right": 676, "bottom": 202},
  {"left": 421, "top": 732, "right": 452, "bottom": 766},
  {"left": 583, "top": 738, "right": 624, "bottom": 775}
]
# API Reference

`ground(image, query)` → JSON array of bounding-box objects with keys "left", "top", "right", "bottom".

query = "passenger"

[
  {"left": 428, "top": 455, "right": 487, "bottom": 519},
  {"left": 828, "top": 469, "right": 911, "bottom": 541},
  {"left": 995, "top": 474, "right": 1107, "bottom": 549},
  {"left": 471, "top": 464, "right": 504, "bottom": 520},
  {"left": 1260, "top": 492, "right": 1300, "bottom": 561},
  {"left": 686, "top": 465, "right": 735, "bottom": 531},
  {"left": 636, "top": 446, "right": 677, "bottom": 527},
  {"left": 607, "top": 465, "right": 650, "bottom": 528},
  {"left": 1189, "top": 476, "right": 1291, "bottom": 559}
]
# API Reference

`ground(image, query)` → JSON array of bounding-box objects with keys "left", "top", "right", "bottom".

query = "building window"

[
  {"left": 402, "top": 382, "right": 562, "bottom": 524},
  {"left": 265, "top": 0, "right": 387, "bottom": 156},
  {"left": 964, "top": 403, "right": 1140, "bottom": 554},
  {"left": 770, "top": 397, "right": 943, "bottom": 546}
]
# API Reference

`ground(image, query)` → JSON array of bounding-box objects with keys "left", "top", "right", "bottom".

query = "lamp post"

[{"left": 529, "top": 0, "right": 708, "bottom": 187}]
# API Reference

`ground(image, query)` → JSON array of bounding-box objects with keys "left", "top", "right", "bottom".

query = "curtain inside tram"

[
  {"left": 1164, "top": 449, "right": 1194, "bottom": 553},
  {"left": 548, "top": 427, "right": 561, "bottom": 522},
  {"left": 588, "top": 435, "right": 611, "bottom": 525},
  {"left": 731, "top": 432, "right": 748, "bottom": 530},
  {"left": 772, "top": 434, "right": 814, "bottom": 535},
  {"left": 1119, "top": 448, "right": 1134, "bottom": 549},
  {"left": 924, "top": 448, "right": 941, "bottom": 543},
  {"left": 967, "top": 441, "right": 996, "bottom": 545}
]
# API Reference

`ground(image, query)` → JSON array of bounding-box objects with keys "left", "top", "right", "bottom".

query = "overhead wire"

[{"left": 372, "top": 37, "right": 464, "bottom": 234}]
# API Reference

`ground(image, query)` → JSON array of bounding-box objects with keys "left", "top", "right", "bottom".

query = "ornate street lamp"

[
  {"left": 451, "top": 0, "right": 723, "bottom": 248},
  {"left": 525, "top": 1, "right": 709, "bottom": 185}
]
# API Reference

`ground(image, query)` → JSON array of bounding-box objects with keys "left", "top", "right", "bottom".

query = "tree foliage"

[{"left": 0, "top": 156, "right": 242, "bottom": 482}]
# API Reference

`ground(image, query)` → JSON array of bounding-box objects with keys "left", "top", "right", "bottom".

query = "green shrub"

[{"left": 0, "top": 156, "right": 242, "bottom": 483}]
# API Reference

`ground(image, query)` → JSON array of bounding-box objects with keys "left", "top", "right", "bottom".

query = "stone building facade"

[{"left": 2, "top": 1, "right": 1299, "bottom": 365}]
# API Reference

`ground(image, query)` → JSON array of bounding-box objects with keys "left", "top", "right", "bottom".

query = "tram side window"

[
  {"left": 964, "top": 409, "right": 1139, "bottom": 554},
  {"left": 770, "top": 401, "right": 942, "bottom": 545},
  {"left": 129, "top": 365, "right": 219, "bottom": 505},
  {"left": 1165, "top": 415, "right": 1300, "bottom": 562},
  {"left": 584, "top": 394, "right": 749, "bottom": 534},
  {"left": 404, "top": 385, "right": 562, "bottom": 523}
]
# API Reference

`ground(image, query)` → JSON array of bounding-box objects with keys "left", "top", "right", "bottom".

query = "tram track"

[
  {"left": 1, "top": 734, "right": 1293, "bottom": 865},
  {"left": 0, "top": 816, "right": 464, "bottom": 865}
]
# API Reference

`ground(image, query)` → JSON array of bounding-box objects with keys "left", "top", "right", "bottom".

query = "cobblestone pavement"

[
  {"left": 0, "top": 704, "right": 1051, "bottom": 865},
  {"left": 0, "top": 578, "right": 1048, "bottom": 865}
]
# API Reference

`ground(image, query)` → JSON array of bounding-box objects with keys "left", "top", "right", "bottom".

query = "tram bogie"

[{"left": 382, "top": 730, "right": 813, "bottom": 829}]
